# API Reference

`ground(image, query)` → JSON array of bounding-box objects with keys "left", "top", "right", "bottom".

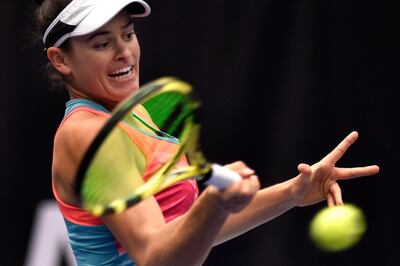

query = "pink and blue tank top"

[{"left": 52, "top": 99, "right": 199, "bottom": 265}]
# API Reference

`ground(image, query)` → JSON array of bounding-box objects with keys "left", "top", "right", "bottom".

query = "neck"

[{"left": 67, "top": 85, "right": 117, "bottom": 111}]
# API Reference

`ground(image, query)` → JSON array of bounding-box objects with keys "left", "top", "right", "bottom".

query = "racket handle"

[{"left": 204, "top": 163, "right": 242, "bottom": 189}]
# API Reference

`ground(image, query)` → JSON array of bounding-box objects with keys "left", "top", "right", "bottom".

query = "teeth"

[
  {"left": 110, "top": 70, "right": 132, "bottom": 80},
  {"left": 110, "top": 66, "right": 132, "bottom": 75},
  {"left": 109, "top": 66, "right": 134, "bottom": 80}
]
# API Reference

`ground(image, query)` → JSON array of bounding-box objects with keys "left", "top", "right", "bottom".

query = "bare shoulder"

[
  {"left": 55, "top": 112, "right": 107, "bottom": 161},
  {"left": 52, "top": 111, "right": 107, "bottom": 204}
]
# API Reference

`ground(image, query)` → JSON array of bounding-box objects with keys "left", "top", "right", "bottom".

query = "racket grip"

[{"left": 204, "top": 163, "right": 242, "bottom": 189}]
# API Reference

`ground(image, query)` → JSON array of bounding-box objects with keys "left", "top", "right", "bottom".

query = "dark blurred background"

[{"left": 1, "top": 0, "right": 395, "bottom": 265}]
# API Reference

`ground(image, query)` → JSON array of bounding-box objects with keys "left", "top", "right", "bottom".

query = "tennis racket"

[{"left": 75, "top": 77, "right": 242, "bottom": 217}]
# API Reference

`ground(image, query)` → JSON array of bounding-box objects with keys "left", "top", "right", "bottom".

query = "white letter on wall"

[{"left": 25, "top": 200, "right": 76, "bottom": 266}]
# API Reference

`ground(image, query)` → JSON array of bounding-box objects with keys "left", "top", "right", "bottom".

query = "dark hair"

[{"left": 35, "top": 0, "right": 72, "bottom": 89}]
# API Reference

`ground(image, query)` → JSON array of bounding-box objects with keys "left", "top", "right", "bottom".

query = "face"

[{"left": 63, "top": 11, "right": 141, "bottom": 108}]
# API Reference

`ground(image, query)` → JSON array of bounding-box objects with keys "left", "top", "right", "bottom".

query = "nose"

[{"left": 114, "top": 40, "right": 131, "bottom": 61}]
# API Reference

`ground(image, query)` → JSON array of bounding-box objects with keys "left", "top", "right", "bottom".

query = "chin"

[{"left": 114, "top": 80, "right": 139, "bottom": 94}]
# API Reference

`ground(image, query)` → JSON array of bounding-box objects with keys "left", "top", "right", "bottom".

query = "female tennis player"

[{"left": 35, "top": 0, "right": 379, "bottom": 265}]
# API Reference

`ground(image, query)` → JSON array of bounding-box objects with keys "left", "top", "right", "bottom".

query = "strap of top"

[{"left": 65, "top": 98, "right": 110, "bottom": 117}]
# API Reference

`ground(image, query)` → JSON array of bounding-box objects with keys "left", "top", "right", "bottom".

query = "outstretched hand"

[{"left": 290, "top": 131, "right": 379, "bottom": 207}]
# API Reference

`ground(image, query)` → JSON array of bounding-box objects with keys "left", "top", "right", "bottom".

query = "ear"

[{"left": 46, "top": 47, "right": 71, "bottom": 75}]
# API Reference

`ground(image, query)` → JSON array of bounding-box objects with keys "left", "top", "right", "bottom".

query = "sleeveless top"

[{"left": 52, "top": 99, "right": 199, "bottom": 265}]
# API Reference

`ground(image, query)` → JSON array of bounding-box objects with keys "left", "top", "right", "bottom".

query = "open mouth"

[{"left": 108, "top": 66, "right": 133, "bottom": 80}]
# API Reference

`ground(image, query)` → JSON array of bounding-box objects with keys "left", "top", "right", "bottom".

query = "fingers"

[
  {"left": 228, "top": 175, "right": 260, "bottom": 212},
  {"left": 246, "top": 175, "right": 261, "bottom": 192},
  {"left": 228, "top": 175, "right": 260, "bottom": 195},
  {"left": 207, "top": 175, "right": 260, "bottom": 213},
  {"left": 224, "top": 161, "right": 255, "bottom": 179},
  {"left": 327, "top": 193, "right": 335, "bottom": 207},
  {"left": 323, "top": 131, "right": 359, "bottom": 163},
  {"left": 298, "top": 163, "right": 312, "bottom": 176},
  {"left": 224, "top": 161, "right": 247, "bottom": 170},
  {"left": 329, "top": 182, "right": 343, "bottom": 205},
  {"left": 326, "top": 183, "right": 343, "bottom": 207},
  {"left": 209, "top": 174, "right": 260, "bottom": 196},
  {"left": 335, "top": 165, "right": 380, "bottom": 180}
]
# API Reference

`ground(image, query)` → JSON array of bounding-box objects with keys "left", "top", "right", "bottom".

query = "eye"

[
  {"left": 94, "top": 42, "right": 110, "bottom": 50},
  {"left": 124, "top": 31, "right": 136, "bottom": 41}
]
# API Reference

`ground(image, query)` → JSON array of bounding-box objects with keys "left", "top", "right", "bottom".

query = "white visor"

[{"left": 43, "top": 0, "right": 151, "bottom": 48}]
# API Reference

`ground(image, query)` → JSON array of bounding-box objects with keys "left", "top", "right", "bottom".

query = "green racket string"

[
  {"left": 82, "top": 127, "right": 146, "bottom": 215},
  {"left": 80, "top": 77, "right": 201, "bottom": 216}
]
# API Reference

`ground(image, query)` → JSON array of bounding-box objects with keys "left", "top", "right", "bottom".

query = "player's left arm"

[{"left": 213, "top": 131, "right": 379, "bottom": 245}]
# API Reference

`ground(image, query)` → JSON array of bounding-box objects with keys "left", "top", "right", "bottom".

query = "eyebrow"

[{"left": 87, "top": 19, "right": 134, "bottom": 41}]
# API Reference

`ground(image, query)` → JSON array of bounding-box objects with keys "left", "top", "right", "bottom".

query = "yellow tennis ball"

[{"left": 309, "top": 204, "right": 367, "bottom": 252}]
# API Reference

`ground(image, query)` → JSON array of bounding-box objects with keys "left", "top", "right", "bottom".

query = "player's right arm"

[
  {"left": 101, "top": 171, "right": 259, "bottom": 266},
  {"left": 52, "top": 112, "right": 260, "bottom": 266}
]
